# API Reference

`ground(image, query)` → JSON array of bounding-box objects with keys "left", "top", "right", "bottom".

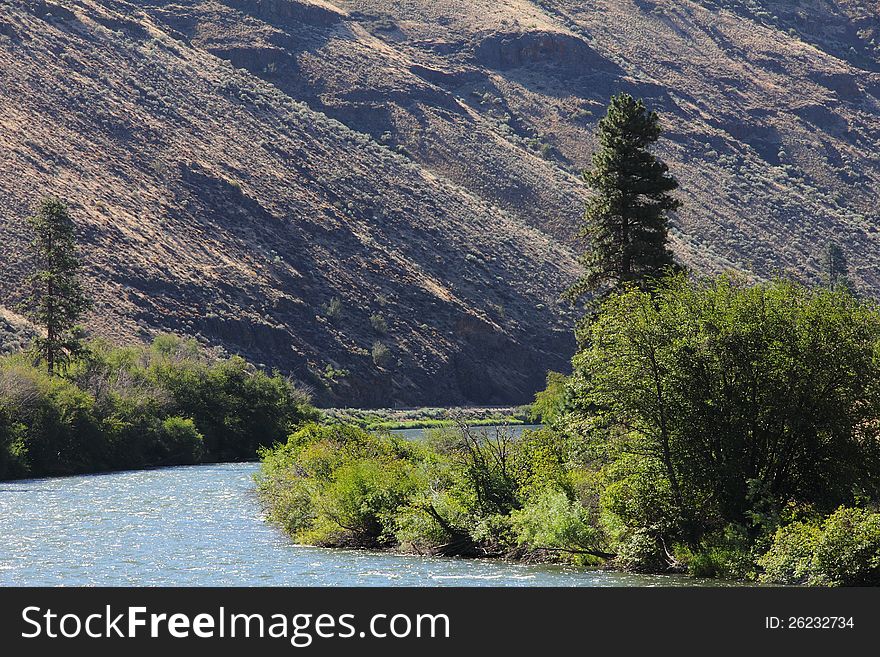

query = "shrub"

[
  {"left": 676, "top": 524, "right": 757, "bottom": 580},
  {"left": 426, "top": 425, "right": 521, "bottom": 517},
  {"left": 0, "top": 406, "right": 28, "bottom": 479},
  {"left": 369, "top": 313, "right": 388, "bottom": 334},
  {"left": 257, "top": 423, "right": 428, "bottom": 547},
  {"left": 319, "top": 458, "right": 422, "bottom": 546},
  {"left": 613, "top": 527, "right": 672, "bottom": 574},
  {"left": 371, "top": 342, "right": 392, "bottom": 368},
  {"left": 0, "top": 363, "right": 105, "bottom": 476},
  {"left": 258, "top": 422, "right": 605, "bottom": 559},
  {"left": 320, "top": 364, "right": 348, "bottom": 384},
  {"left": 148, "top": 348, "right": 317, "bottom": 461},
  {"left": 759, "top": 521, "right": 820, "bottom": 585},
  {"left": 511, "top": 489, "right": 602, "bottom": 559},
  {"left": 430, "top": 426, "right": 601, "bottom": 557},
  {"left": 322, "top": 297, "right": 343, "bottom": 322},
  {"left": 395, "top": 489, "right": 471, "bottom": 552},
  {"left": 813, "top": 508, "right": 880, "bottom": 585},
  {"left": 0, "top": 335, "right": 317, "bottom": 480},
  {"left": 759, "top": 507, "right": 880, "bottom": 586},
  {"left": 157, "top": 416, "right": 204, "bottom": 465}
]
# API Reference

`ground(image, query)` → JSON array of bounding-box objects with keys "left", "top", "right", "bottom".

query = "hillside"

[{"left": 1, "top": 0, "right": 878, "bottom": 405}]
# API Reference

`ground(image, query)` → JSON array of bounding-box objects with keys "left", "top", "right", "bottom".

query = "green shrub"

[
  {"left": 0, "top": 335, "right": 317, "bottom": 480},
  {"left": 511, "top": 489, "right": 602, "bottom": 559},
  {"left": 0, "top": 406, "right": 28, "bottom": 479},
  {"left": 759, "top": 520, "right": 820, "bottom": 585},
  {"left": 677, "top": 525, "right": 756, "bottom": 580},
  {"left": 322, "top": 297, "right": 343, "bottom": 322},
  {"left": 813, "top": 508, "right": 880, "bottom": 586},
  {"left": 257, "top": 423, "right": 429, "bottom": 547},
  {"left": 267, "top": 478, "right": 317, "bottom": 537},
  {"left": 613, "top": 528, "right": 671, "bottom": 573},
  {"left": 371, "top": 342, "right": 392, "bottom": 368},
  {"left": 141, "top": 339, "right": 318, "bottom": 460},
  {"left": 319, "top": 458, "right": 423, "bottom": 546},
  {"left": 600, "top": 456, "right": 679, "bottom": 545},
  {"left": 157, "top": 416, "right": 204, "bottom": 465},
  {"left": 759, "top": 507, "right": 880, "bottom": 586},
  {"left": 0, "top": 363, "right": 104, "bottom": 476},
  {"left": 425, "top": 425, "right": 521, "bottom": 517},
  {"left": 395, "top": 490, "right": 471, "bottom": 551},
  {"left": 258, "top": 422, "right": 605, "bottom": 559}
]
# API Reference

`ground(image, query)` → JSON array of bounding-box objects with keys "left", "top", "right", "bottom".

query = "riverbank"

[
  {"left": 1, "top": 462, "right": 724, "bottom": 587},
  {"left": 0, "top": 335, "right": 317, "bottom": 481},
  {"left": 256, "top": 422, "right": 624, "bottom": 570},
  {"left": 257, "top": 409, "right": 880, "bottom": 587},
  {"left": 254, "top": 421, "right": 758, "bottom": 582},
  {"left": 321, "top": 406, "right": 530, "bottom": 431}
]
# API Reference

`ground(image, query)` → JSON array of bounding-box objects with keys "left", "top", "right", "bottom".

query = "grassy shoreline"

[
  {"left": 321, "top": 406, "right": 531, "bottom": 431},
  {"left": 255, "top": 422, "right": 615, "bottom": 569}
]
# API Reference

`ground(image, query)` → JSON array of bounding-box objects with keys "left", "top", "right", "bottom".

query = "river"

[{"left": 1, "top": 435, "right": 727, "bottom": 587}]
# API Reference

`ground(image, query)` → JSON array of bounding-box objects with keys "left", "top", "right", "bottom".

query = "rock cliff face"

[
  {"left": 1, "top": 0, "right": 878, "bottom": 406},
  {"left": 474, "top": 31, "right": 617, "bottom": 72}
]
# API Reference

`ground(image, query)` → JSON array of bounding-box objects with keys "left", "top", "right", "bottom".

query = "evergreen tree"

[
  {"left": 822, "top": 241, "right": 852, "bottom": 292},
  {"left": 565, "top": 93, "right": 680, "bottom": 303},
  {"left": 23, "top": 198, "right": 92, "bottom": 375}
]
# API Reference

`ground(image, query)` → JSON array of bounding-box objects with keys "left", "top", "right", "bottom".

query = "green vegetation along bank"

[
  {"left": 257, "top": 274, "right": 880, "bottom": 585},
  {"left": 322, "top": 406, "right": 529, "bottom": 431},
  {"left": 0, "top": 335, "right": 317, "bottom": 480}
]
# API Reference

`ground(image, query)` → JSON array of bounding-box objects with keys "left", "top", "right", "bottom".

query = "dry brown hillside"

[{"left": 1, "top": 0, "right": 878, "bottom": 406}]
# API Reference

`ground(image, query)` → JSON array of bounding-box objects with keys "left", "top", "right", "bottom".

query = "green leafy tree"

[
  {"left": 566, "top": 274, "right": 880, "bottom": 550},
  {"left": 565, "top": 94, "right": 680, "bottom": 303},
  {"left": 528, "top": 371, "right": 569, "bottom": 427},
  {"left": 23, "top": 198, "right": 92, "bottom": 375}
]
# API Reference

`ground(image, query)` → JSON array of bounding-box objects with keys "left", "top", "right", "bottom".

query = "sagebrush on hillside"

[{"left": 2, "top": 0, "right": 879, "bottom": 405}]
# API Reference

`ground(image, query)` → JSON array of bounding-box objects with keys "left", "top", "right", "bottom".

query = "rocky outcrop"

[
  {"left": 223, "top": 0, "right": 344, "bottom": 28},
  {"left": 474, "top": 31, "right": 617, "bottom": 73}
]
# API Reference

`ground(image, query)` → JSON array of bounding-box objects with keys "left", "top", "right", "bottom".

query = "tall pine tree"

[
  {"left": 23, "top": 198, "right": 92, "bottom": 375},
  {"left": 822, "top": 241, "right": 852, "bottom": 292},
  {"left": 565, "top": 93, "right": 680, "bottom": 303}
]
